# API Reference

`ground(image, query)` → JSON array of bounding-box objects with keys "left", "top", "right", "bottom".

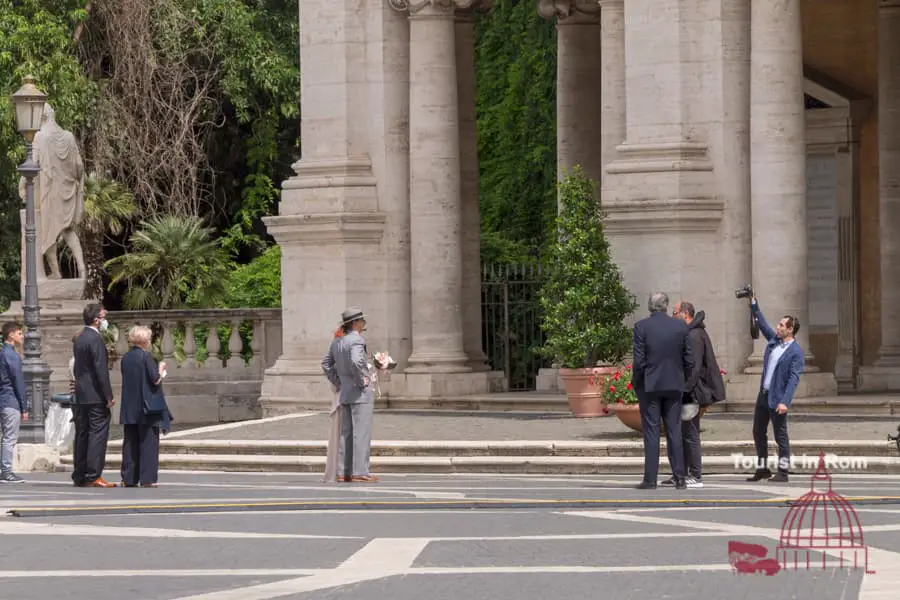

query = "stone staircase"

[{"left": 60, "top": 438, "right": 900, "bottom": 475}]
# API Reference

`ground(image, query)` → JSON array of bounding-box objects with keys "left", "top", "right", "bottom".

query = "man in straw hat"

[{"left": 321, "top": 307, "right": 378, "bottom": 483}]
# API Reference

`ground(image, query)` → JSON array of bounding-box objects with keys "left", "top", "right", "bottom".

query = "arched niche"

[{"left": 802, "top": 67, "right": 871, "bottom": 391}]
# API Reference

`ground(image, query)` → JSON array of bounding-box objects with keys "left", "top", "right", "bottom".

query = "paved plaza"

[{"left": 2, "top": 469, "right": 900, "bottom": 600}]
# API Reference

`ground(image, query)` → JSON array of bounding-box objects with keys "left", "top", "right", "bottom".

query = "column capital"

[
  {"left": 456, "top": 0, "right": 492, "bottom": 22},
  {"left": 597, "top": 0, "right": 623, "bottom": 8},
  {"left": 389, "top": 0, "right": 489, "bottom": 17},
  {"left": 538, "top": 0, "right": 600, "bottom": 23},
  {"left": 880, "top": 0, "right": 900, "bottom": 9}
]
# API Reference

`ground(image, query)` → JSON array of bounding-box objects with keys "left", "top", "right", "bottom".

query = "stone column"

[
  {"left": 259, "top": 0, "right": 387, "bottom": 413},
  {"left": 539, "top": 0, "right": 604, "bottom": 191},
  {"left": 456, "top": 2, "right": 490, "bottom": 372},
  {"left": 391, "top": 0, "right": 469, "bottom": 375},
  {"left": 599, "top": 0, "right": 625, "bottom": 189},
  {"left": 875, "top": 1, "right": 900, "bottom": 365},
  {"left": 746, "top": 0, "right": 812, "bottom": 365},
  {"left": 859, "top": 0, "right": 900, "bottom": 389}
]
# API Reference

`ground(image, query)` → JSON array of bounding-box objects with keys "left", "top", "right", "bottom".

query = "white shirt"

[{"left": 763, "top": 339, "right": 793, "bottom": 391}]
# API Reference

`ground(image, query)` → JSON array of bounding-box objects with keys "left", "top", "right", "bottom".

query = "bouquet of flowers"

[{"left": 372, "top": 351, "right": 397, "bottom": 371}]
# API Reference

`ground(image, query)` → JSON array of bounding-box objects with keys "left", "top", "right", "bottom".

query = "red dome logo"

[{"left": 729, "top": 452, "right": 875, "bottom": 576}]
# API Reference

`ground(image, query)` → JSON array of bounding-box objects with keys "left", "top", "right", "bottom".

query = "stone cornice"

[
  {"left": 880, "top": 0, "right": 900, "bottom": 9},
  {"left": 605, "top": 141, "right": 714, "bottom": 174},
  {"left": 538, "top": 0, "right": 600, "bottom": 21},
  {"left": 262, "top": 213, "right": 387, "bottom": 246},
  {"left": 389, "top": 0, "right": 488, "bottom": 16},
  {"left": 601, "top": 198, "right": 725, "bottom": 234}
]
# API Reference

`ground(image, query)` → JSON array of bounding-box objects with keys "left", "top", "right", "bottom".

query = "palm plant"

[
  {"left": 80, "top": 173, "right": 138, "bottom": 300},
  {"left": 104, "top": 214, "right": 231, "bottom": 310}
]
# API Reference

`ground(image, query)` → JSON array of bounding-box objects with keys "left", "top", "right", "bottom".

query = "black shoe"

[
  {"left": 746, "top": 468, "right": 772, "bottom": 482},
  {"left": 660, "top": 477, "right": 676, "bottom": 486},
  {"left": 674, "top": 478, "right": 687, "bottom": 490},
  {"left": 636, "top": 481, "right": 657, "bottom": 490},
  {"left": 0, "top": 472, "right": 24, "bottom": 484},
  {"left": 770, "top": 473, "right": 789, "bottom": 483}
]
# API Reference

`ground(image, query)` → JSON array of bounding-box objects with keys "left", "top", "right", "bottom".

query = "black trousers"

[
  {"left": 121, "top": 424, "right": 161, "bottom": 486},
  {"left": 752, "top": 390, "right": 790, "bottom": 474},
  {"left": 639, "top": 391, "right": 685, "bottom": 483},
  {"left": 667, "top": 411, "right": 702, "bottom": 480},
  {"left": 71, "top": 404, "right": 111, "bottom": 485}
]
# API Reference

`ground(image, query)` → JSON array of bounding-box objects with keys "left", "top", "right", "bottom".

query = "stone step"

[
  {"left": 58, "top": 452, "right": 900, "bottom": 475},
  {"left": 381, "top": 392, "right": 900, "bottom": 416},
  {"left": 100, "top": 438, "right": 900, "bottom": 458}
]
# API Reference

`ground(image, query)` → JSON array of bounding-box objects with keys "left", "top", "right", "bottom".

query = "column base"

[
  {"left": 405, "top": 350, "right": 472, "bottom": 374},
  {"left": 857, "top": 364, "right": 900, "bottom": 391},
  {"left": 725, "top": 371, "right": 838, "bottom": 402},
  {"left": 388, "top": 371, "right": 492, "bottom": 399},
  {"left": 258, "top": 357, "right": 334, "bottom": 414},
  {"left": 13, "top": 443, "right": 60, "bottom": 473},
  {"left": 536, "top": 367, "right": 563, "bottom": 392}
]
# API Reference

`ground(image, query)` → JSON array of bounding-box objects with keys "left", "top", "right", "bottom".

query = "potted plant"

[
  {"left": 597, "top": 365, "right": 643, "bottom": 431},
  {"left": 536, "top": 166, "right": 638, "bottom": 417}
]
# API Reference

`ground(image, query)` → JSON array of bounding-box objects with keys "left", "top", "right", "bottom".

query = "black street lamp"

[{"left": 11, "top": 75, "right": 53, "bottom": 444}]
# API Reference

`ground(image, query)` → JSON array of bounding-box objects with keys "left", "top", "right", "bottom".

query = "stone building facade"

[{"left": 259, "top": 0, "right": 899, "bottom": 412}]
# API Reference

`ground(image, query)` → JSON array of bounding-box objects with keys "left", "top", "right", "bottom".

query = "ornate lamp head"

[{"left": 11, "top": 75, "right": 47, "bottom": 142}]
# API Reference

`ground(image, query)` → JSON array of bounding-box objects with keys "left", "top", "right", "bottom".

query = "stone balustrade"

[{"left": 34, "top": 308, "right": 282, "bottom": 424}]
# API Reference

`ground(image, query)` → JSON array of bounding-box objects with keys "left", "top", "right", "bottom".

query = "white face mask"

[{"left": 99, "top": 319, "right": 109, "bottom": 331}]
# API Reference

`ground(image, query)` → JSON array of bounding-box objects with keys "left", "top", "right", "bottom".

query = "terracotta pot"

[
  {"left": 558, "top": 366, "right": 617, "bottom": 417},
  {"left": 610, "top": 402, "right": 666, "bottom": 435}
]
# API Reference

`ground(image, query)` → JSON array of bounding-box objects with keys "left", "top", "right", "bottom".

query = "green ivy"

[
  {"left": 536, "top": 167, "right": 638, "bottom": 369},
  {"left": 222, "top": 244, "right": 281, "bottom": 309}
]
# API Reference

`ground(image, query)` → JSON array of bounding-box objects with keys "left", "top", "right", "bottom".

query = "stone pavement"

[
  {"left": 172, "top": 410, "right": 899, "bottom": 442},
  {"left": 2, "top": 470, "right": 899, "bottom": 599}
]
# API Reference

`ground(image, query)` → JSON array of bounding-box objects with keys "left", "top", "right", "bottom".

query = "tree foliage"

[
  {"left": 536, "top": 167, "right": 638, "bottom": 369},
  {"left": 474, "top": 0, "right": 557, "bottom": 265}
]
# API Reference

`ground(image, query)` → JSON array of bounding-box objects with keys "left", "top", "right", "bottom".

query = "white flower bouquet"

[{"left": 372, "top": 351, "right": 397, "bottom": 371}]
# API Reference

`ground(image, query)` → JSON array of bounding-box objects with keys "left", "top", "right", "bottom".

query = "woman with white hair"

[{"left": 118, "top": 325, "right": 173, "bottom": 487}]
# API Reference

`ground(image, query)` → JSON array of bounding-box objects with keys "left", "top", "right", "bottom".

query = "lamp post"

[{"left": 11, "top": 75, "right": 53, "bottom": 444}]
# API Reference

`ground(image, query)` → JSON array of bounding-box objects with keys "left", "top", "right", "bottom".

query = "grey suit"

[{"left": 322, "top": 331, "right": 374, "bottom": 477}]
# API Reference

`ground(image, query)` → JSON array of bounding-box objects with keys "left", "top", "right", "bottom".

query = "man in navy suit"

[
  {"left": 632, "top": 292, "right": 694, "bottom": 490},
  {"left": 747, "top": 296, "right": 804, "bottom": 483}
]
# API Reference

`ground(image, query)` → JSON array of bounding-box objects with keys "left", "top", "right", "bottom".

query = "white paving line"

[
  {"left": 162, "top": 412, "right": 321, "bottom": 440},
  {"left": 0, "top": 521, "right": 362, "bottom": 539},
  {"left": 408, "top": 564, "right": 736, "bottom": 574},
  {"left": 171, "top": 537, "right": 430, "bottom": 600},
  {"left": 0, "top": 569, "right": 322, "bottom": 578}
]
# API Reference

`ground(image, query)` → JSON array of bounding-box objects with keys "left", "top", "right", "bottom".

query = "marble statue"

[{"left": 18, "top": 103, "right": 86, "bottom": 281}]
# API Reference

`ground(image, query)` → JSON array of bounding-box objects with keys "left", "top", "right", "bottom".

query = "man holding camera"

[{"left": 746, "top": 294, "right": 804, "bottom": 483}]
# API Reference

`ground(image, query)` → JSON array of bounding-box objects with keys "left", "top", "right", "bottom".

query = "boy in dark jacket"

[{"left": 0, "top": 322, "right": 28, "bottom": 483}]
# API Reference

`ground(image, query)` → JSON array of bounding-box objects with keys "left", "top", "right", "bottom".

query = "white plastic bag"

[{"left": 44, "top": 403, "right": 75, "bottom": 452}]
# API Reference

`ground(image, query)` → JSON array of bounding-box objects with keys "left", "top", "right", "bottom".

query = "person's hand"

[
  {"left": 363, "top": 376, "right": 370, "bottom": 387},
  {"left": 776, "top": 403, "right": 788, "bottom": 415},
  {"left": 69, "top": 380, "right": 75, "bottom": 394},
  {"left": 21, "top": 412, "right": 28, "bottom": 421},
  {"left": 107, "top": 398, "right": 117, "bottom": 408},
  {"left": 159, "top": 361, "right": 167, "bottom": 372}
]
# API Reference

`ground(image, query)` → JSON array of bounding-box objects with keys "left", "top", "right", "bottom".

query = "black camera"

[{"left": 735, "top": 284, "right": 754, "bottom": 299}]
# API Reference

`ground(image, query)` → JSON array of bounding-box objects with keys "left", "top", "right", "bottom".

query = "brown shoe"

[
  {"left": 350, "top": 475, "right": 379, "bottom": 483},
  {"left": 88, "top": 478, "right": 117, "bottom": 488},
  {"left": 336, "top": 475, "right": 351, "bottom": 483}
]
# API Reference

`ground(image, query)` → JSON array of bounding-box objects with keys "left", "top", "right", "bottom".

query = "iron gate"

[{"left": 481, "top": 263, "right": 551, "bottom": 391}]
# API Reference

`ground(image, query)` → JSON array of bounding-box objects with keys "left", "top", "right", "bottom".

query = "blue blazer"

[
  {"left": 752, "top": 301, "right": 805, "bottom": 409},
  {"left": 119, "top": 346, "right": 173, "bottom": 431}
]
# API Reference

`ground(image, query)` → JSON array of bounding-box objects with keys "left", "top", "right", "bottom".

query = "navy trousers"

[
  {"left": 120, "top": 423, "right": 160, "bottom": 486},
  {"left": 639, "top": 391, "right": 685, "bottom": 484}
]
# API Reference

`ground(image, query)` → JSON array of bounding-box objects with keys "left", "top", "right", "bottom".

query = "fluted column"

[
  {"left": 391, "top": 0, "right": 470, "bottom": 373},
  {"left": 746, "top": 0, "right": 814, "bottom": 367},
  {"left": 874, "top": 0, "right": 900, "bottom": 367},
  {"left": 539, "top": 0, "right": 603, "bottom": 193},
  {"left": 457, "top": 1, "right": 491, "bottom": 371},
  {"left": 599, "top": 0, "right": 625, "bottom": 188}
]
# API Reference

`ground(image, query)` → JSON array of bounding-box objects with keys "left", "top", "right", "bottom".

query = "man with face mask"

[{"left": 72, "top": 303, "right": 116, "bottom": 487}]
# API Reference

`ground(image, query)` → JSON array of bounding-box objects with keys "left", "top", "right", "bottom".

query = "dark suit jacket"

[
  {"left": 751, "top": 301, "right": 805, "bottom": 409},
  {"left": 73, "top": 327, "right": 113, "bottom": 405},
  {"left": 632, "top": 311, "right": 695, "bottom": 394},
  {"left": 119, "top": 346, "right": 172, "bottom": 430}
]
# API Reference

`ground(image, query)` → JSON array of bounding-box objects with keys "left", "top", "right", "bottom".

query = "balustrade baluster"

[
  {"left": 228, "top": 319, "right": 243, "bottom": 369},
  {"left": 161, "top": 322, "right": 176, "bottom": 363},
  {"left": 206, "top": 322, "right": 222, "bottom": 368},
  {"left": 250, "top": 319, "right": 264, "bottom": 371},
  {"left": 183, "top": 323, "right": 196, "bottom": 369}
]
